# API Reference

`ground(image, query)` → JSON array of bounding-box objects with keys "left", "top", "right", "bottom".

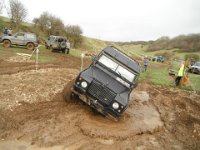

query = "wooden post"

[
  {"left": 35, "top": 46, "right": 41, "bottom": 71},
  {"left": 81, "top": 53, "right": 85, "bottom": 71},
  {"left": 36, "top": 47, "right": 38, "bottom": 71}
]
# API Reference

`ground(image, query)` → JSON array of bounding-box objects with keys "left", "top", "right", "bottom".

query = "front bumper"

[{"left": 72, "top": 85, "right": 121, "bottom": 119}]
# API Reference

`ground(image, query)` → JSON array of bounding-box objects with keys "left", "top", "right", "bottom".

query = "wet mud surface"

[{"left": 0, "top": 55, "right": 200, "bottom": 150}]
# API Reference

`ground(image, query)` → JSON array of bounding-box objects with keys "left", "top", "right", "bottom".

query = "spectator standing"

[
  {"left": 175, "top": 61, "right": 185, "bottom": 86},
  {"left": 8, "top": 28, "right": 12, "bottom": 36},
  {"left": 66, "top": 40, "right": 70, "bottom": 54},
  {"left": 3, "top": 27, "right": 8, "bottom": 35},
  {"left": 143, "top": 56, "right": 149, "bottom": 72}
]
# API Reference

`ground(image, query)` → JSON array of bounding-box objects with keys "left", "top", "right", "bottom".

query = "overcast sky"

[{"left": 2, "top": 0, "right": 200, "bottom": 41}]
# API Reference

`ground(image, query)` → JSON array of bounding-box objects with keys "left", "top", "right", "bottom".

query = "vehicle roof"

[{"left": 101, "top": 46, "right": 140, "bottom": 74}]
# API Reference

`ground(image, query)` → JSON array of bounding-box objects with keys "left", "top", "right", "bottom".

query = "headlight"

[
  {"left": 112, "top": 102, "right": 119, "bottom": 109},
  {"left": 81, "top": 81, "right": 88, "bottom": 88}
]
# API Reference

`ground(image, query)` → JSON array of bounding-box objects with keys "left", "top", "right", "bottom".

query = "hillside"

[
  {"left": 0, "top": 32, "right": 200, "bottom": 150},
  {"left": 1, "top": 15, "right": 200, "bottom": 61},
  {"left": 119, "top": 43, "right": 200, "bottom": 60}
]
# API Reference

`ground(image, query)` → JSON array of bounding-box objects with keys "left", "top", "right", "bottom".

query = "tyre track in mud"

[
  {"left": 0, "top": 70, "right": 165, "bottom": 149},
  {"left": 0, "top": 56, "right": 200, "bottom": 149},
  {"left": 149, "top": 85, "right": 200, "bottom": 150}
]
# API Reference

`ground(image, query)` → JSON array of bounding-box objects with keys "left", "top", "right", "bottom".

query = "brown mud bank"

[{"left": 0, "top": 67, "right": 200, "bottom": 150}]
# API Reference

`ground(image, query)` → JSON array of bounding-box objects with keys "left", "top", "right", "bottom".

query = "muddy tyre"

[
  {"left": 26, "top": 43, "right": 35, "bottom": 50},
  {"left": 3, "top": 40, "right": 11, "bottom": 48},
  {"left": 63, "top": 79, "right": 76, "bottom": 102},
  {"left": 62, "top": 49, "right": 66, "bottom": 54},
  {"left": 49, "top": 45, "right": 52, "bottom": 50}
]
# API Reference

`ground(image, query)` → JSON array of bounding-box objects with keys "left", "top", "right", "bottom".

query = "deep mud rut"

[{"left": 0, "top": 56, "right": 200, "bottom": 150}]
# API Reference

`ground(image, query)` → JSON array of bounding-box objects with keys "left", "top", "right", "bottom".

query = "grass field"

[
  {"left": 139, "top": 60, "right": 200, "bottom": 93},
  {"left": 119, "top": 44, "right": 200, "bottom": 93},
  {"left": 0, "top": 37, "right": 199, "bottom": 93}
]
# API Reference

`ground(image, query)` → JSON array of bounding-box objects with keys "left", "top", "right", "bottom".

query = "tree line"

[
  {"left": 0, "top": 0, "right": 83, "bottom": 48},
  {"left": 147, "top": 34, "right": 200, "bottom": 52},
  {"left": 116, "top": 33, "right": 200, "bottom": 53}
]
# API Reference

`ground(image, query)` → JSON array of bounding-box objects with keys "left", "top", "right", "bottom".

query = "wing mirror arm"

[
  {"left": 130, "top": 83, "right": 138, "bottom": 89},
  {"left": 92, "top": 54, "right": 97, "bottom": 62}
]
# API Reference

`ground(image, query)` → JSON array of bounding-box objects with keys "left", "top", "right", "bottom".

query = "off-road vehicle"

[
  {"left": 45, "top": 35, "right": 70, "bottom": 54},
  {"left": 0, "top": 32, "right": 38, "bottom": 50},
  {"left": 152, "top": 56, "right": 165, "bottom": 62},
  {"left": 64, "top": 46, "right": 141, "bottom": 119},
  {"left": 188, "top": 61, "right": 200, "bottom": 74}
]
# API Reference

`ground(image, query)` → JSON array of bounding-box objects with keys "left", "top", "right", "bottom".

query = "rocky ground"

[{"left": 0, "top": 54, "right": 199, "bottom": 150}]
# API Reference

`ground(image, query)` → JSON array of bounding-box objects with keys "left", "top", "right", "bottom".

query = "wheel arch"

[
  {"left": 26, "top": 42, "right": 35, "bottom": 46},
  {"left": 3, "top": 39, "right": 12, "bottom": 44}
]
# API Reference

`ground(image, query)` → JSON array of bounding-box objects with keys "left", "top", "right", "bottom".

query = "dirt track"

[{"left": 0, "top": 54, "right": 200, "bottom": 150}]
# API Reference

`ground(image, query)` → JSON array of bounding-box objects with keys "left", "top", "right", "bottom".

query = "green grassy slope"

[
  {"left": 0, "top": 16, "right": 199, "bottom": 92},
  {"left": 120, "top": 43, "right": 200, "bottom": 60}
]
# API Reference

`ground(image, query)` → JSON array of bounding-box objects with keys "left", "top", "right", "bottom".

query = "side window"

[
  {"left": 15, "top": 33, "right": 24, "bottom": 39},
  {"left": 49, "top": 37, "right": 54, "bottom": 42},
  {"left": 26, "top": 34, "right": 35, "bottom": 39}
]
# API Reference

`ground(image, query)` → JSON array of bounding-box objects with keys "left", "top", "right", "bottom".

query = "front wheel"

[
  {"left": 45, "top": 45, "right": 49, "bottom": 49},
  {"left": 62, "top": 48, "right": 66, "bottom": 53},
  {"left": 62, "top": 48, "right": 69, "bottom": 54},
  {"left": 63, "top": 79, "right": 76, "bottom": 102},
  {"left": 3, "top": 40, "right": 11, "bottom": 48}
]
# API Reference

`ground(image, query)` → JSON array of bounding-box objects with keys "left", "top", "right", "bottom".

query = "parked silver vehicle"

[
  {"left": 0, "top": 32, "right": 38, "bottom": 50},
  {"left": 188, "top": 62, "right": 200, "bottom": 74},
  {"left": 45, "top": 35, "right": 70, "bottom": 54}
]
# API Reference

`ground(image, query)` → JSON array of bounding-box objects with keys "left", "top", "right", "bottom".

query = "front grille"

[{"left": 87, "top": 80, "right": 116, "bottom": 105}]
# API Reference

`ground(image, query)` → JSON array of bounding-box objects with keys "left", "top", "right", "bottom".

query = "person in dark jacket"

[
  {"left": 3, "top": 27, "right": 8, "bottom": 35},
  {"left": 143, "top": 56, "right": 149, "bottom": 72}
]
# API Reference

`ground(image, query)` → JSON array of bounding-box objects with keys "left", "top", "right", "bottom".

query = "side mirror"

[
  {"left": 131, "top": 83, "right": 138, "bottom": 89},
  {"left": 92, "top": 54, "right": 97, "bottom": 62}
]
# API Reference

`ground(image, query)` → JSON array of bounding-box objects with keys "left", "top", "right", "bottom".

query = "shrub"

[
  {"left": 154, "top": 52, "right": 174, "bottom": 60},
  {"left": 184, "top": 54, "right": 200, "bottom": 61}
]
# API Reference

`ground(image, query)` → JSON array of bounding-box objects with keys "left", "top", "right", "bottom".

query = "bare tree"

[
  {"left": 33, "top": 12, "right": 83, "bottom": 48},
  {"left": 33, "top": 12, "right": 50, "bottom": 32},
  {"left": 33, "top": 12, "right": 65, "bottom": 36},
  {"left": 65, "top": 25, "right": 83, "bottom": 35},
  {"left": 65, "top": 25, "right": 83, "bottom": 48},
  {"left": 8, "top": 0, "right": 27, "bottom": 28},
  {"left": 48, "top": 16, "right": 65, "bottom": 35}
]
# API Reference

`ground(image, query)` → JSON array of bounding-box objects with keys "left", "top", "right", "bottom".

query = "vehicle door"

[
  {"left": 50, "top": 36, "right": 56, "bottom": 46},
  {"left": 52, "top": 37, "right": 59, "bottom": 49},
  {"left": 12, "top": 32, "right": 25, "bottom": 45}
]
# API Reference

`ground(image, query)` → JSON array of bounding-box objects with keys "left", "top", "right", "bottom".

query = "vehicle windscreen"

[{"left": 98, "top": 55, "right": 136, "bottom": 82}]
